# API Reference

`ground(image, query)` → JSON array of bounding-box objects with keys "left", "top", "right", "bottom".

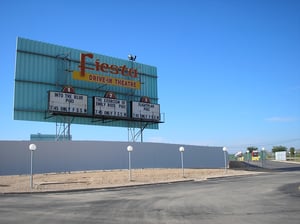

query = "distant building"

[
  {"left": 275, "top": 151, "right": 286, "bottom": 161},
  {"left": 30, "top": 133, "right": 72, "bottom": 141}
]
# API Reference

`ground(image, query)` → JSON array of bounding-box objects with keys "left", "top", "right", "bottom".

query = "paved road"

[
  {"left": 1, "top": 170, "right": 299, "bottom": 224},
  {"left": 246, "top": 160, "right": 300, "bottom": 171}
]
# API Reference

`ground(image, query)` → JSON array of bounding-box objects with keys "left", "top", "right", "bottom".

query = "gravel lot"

[{"left": 0, "top": 168, "right": 258, "bottom": 193}]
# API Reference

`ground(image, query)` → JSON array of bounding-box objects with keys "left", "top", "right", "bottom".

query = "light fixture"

[
  {"left": 127, "top": 145, "right": 133, "bottom": 181},
  {"left": 128, "top": 54, "right": 137, "bottom": 61},
  {"left": 29, "top": 143, "right": 37, "bottom": 189},
  {"left": 179, "top": 146, "right": 185, "bottom": 178}
]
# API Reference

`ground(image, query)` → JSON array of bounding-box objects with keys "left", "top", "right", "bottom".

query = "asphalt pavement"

[
  {"left": 1, "top": 164, "right": 300, "bottom": 224},
  {"left": 244, "top": 159, "right": 300, "bottom": 171}
]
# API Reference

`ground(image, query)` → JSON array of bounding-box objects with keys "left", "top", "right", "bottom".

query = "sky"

[{"left": 0, "top": 0, "right": 299, "bottom": 153}]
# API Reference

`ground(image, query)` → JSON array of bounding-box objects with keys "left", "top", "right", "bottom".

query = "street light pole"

[
  {"left": 127, "top": 145, "right": 133, "bottom": 181},
  {"left": 246, "top": 150, "right": 250, "bottom": 163},
  {"left": 222, "top": 147, "right": 227, "bottom": 173},
  {"left": 261, "top": 147, "right": 265, "bottom": 168},
  {"left": 179, "top": 146, "right": 185, "bottom": 178},
  {"left": 29, "top": 143, "right": 37, "bottom": 189}
]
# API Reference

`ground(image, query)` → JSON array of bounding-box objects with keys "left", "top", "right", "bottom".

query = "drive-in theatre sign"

[
  {"left": 73, "top": 53, "right": 140, "bottom": 89},
  {"left": 14, "top": 37, "right": 161, "bottom": 129}
]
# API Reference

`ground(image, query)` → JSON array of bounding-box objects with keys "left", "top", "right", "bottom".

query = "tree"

[
  {"left": 247, "top": 146, "right": 258, "bottom": 153},
  {"left": 272, "top": 146, "right": 287, "bottom": 153},
  {"left": 289, "top": 147, "right": 295, "bottom": 157}
]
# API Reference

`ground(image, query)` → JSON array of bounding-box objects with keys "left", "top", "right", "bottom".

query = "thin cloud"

[{"left": 265, "top": 116, "right": 299, "bottom": 123}]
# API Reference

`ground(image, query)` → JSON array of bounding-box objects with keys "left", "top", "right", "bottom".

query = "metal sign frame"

[{"left": 14, "top": 38, "right": 163, "bottom": 140}]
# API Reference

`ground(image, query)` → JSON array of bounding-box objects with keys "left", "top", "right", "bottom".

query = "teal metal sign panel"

[{"left": 14, "top": 37, "right": 160, "bottom": 129}]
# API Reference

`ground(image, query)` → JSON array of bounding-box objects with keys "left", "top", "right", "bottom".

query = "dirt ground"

[{"left": 0, "top": 168, "right": 258, "bottom": 193}]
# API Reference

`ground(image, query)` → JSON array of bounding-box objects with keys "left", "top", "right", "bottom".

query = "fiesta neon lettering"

[{"left": 79, "top": 53, "right": 138, "bottom": 78}]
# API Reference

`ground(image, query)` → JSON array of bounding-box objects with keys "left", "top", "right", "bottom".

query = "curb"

[{"left": 0, "top": 179, "right": 195, "bottom": 195}]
